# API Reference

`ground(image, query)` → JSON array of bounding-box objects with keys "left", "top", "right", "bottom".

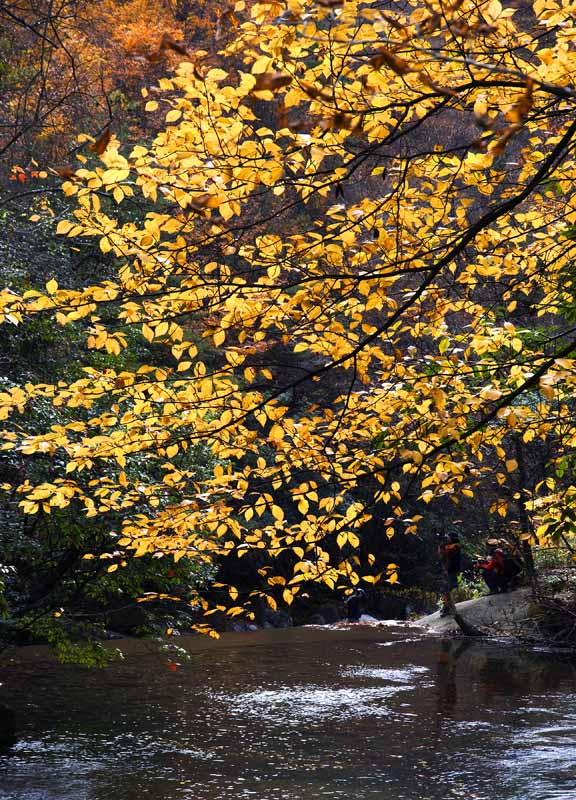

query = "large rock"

[
  {"left": 304, "top": 603, "right": 342, "bottom": 625},
  {"left": 414, "top": 587, "right": 537, "bottom": 636},
  {"left": 373, "top": 594, "right": 410, "bottom": 620},
  {"left": 258, "top": 607, "right": 293, "bottom": 629}
]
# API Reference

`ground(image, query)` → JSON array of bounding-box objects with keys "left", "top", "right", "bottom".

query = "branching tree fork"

[{"left": 2, "top": 0, "right": 576, "bottom": 629}]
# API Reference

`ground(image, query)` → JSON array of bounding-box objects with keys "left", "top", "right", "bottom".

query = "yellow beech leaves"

[{"left": 3, "top": 0, "right": 576, "bottom": 626}]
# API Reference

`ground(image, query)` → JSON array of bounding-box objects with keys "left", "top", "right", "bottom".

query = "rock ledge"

[{"left": 414, "top": 587, "right": 536, "bottom": 635}]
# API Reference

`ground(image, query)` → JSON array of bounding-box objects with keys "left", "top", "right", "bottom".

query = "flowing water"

[{"left": 1, "top": 624, "right": 576, "bottom": 800}]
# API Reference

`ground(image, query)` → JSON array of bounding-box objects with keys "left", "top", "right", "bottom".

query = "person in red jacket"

[
  {"left": 476, "top": 542, "right": 522, "bottom": 594},
  {"left": 476, "top": 547, "right": 506, "bottom": 594}
]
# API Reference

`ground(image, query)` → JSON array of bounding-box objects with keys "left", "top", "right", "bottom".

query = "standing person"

[
  {"left": 345, "top": 587, "right": 366, "bottom": 622},
  {"left": 438, "top": 532, "right": 462, "bottom": 617}
]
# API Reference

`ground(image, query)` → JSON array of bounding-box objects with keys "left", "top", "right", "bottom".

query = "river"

[{"left": 1, "top": 624, "right": 575, "bottom": 800}]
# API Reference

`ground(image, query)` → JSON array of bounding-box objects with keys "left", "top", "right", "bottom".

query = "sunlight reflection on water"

[
  {"left": 340, "top": 665, "right": 430, "bottom": 682},
  {"left": 210, "top": 683, "right": 415, "bottom": 722}
]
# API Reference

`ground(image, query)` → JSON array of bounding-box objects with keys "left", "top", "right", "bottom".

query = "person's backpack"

[{"left": 502, "top": 550, "right": 522, "bottom": 578}]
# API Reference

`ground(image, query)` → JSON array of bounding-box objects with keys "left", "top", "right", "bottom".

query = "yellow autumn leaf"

[{"left": 282, "top": 588, "right": 294, "bottom": 606}]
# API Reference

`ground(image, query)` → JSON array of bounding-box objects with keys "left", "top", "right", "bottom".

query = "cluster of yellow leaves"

[{"left": 3, "top": 0, "right": 576, "bottom": 622}]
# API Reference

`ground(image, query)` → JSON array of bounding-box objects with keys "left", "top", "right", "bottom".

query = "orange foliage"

[
  {"left": 0, "top": 0, "right": 251, "bottom": 174},
  {"left": 0, "top": 0, "right": 192, "bottom": 168},
  {"left": 80, "top": 0, "right": 184, "bottom": 65}
]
